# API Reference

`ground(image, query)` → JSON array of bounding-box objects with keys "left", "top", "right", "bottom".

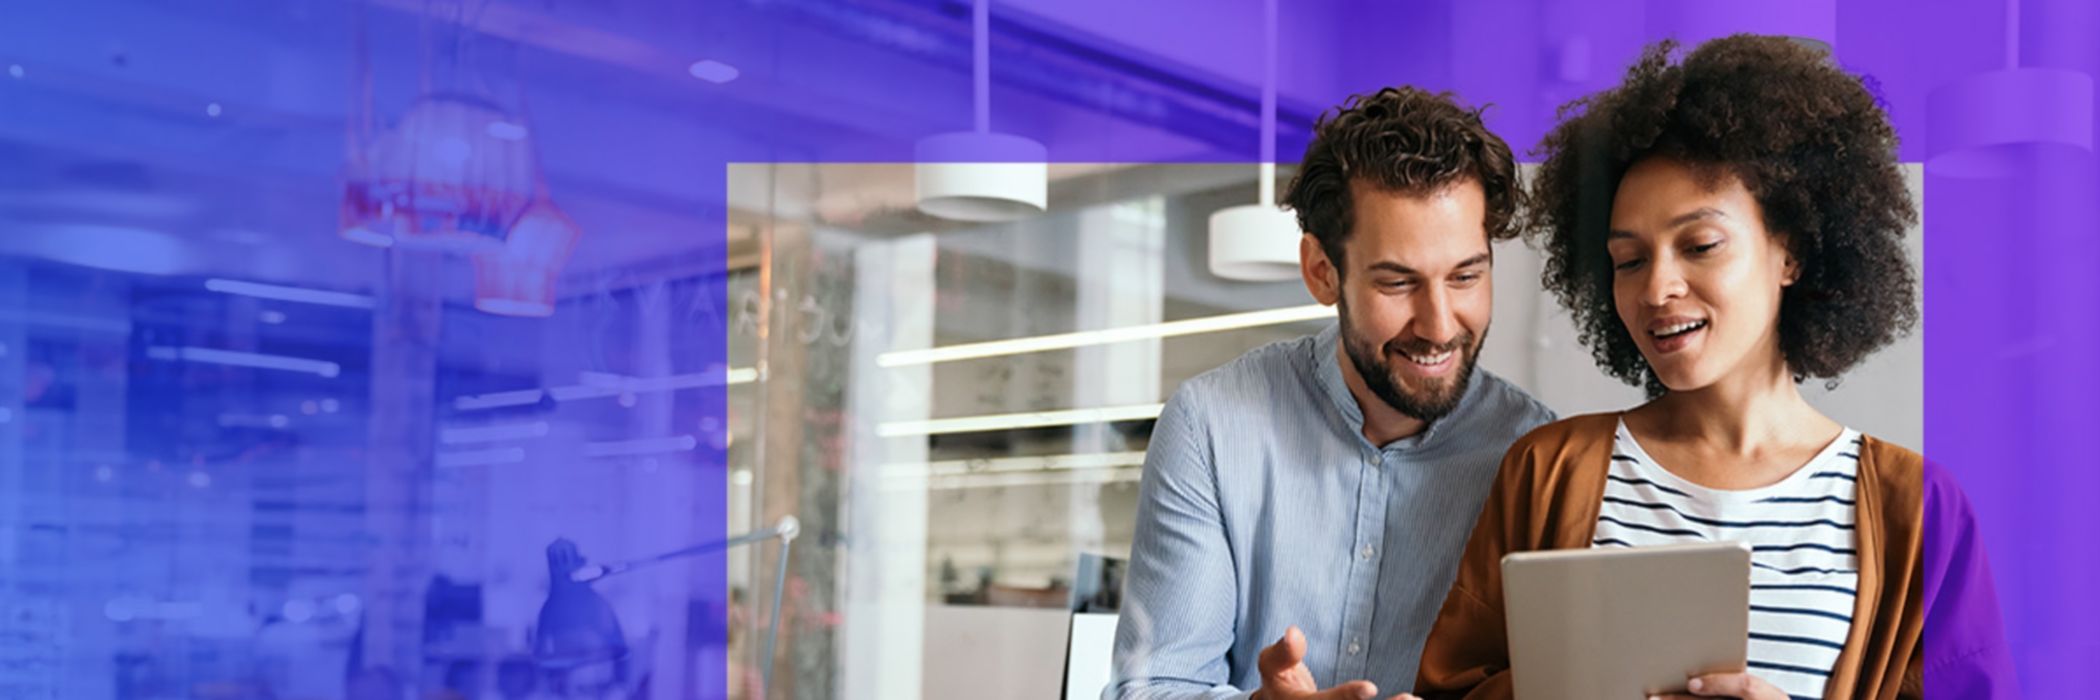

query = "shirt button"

[
  {"left": 1347, "top": 640, "right": 1363, "bottom": 655},
  {"left": 1360, "top": 545, "right": 1376, "bottom": 560}
]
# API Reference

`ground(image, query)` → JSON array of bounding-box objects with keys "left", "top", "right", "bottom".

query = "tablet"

[{"left": 1502, "top": 541, "right": 1750, "bottom": 700}]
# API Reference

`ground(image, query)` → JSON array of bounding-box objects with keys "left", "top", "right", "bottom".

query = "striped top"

[{"left": 1592, "top": 419, "right": 1861, "bottom": 700}]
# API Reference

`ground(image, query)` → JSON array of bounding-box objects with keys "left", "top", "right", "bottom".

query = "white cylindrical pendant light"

[
  {"left": 1209, "top": 199, "right": 1301, "bottom": 281},
  {"left": 1207, "top": 0, "right": 1300, "bottom": 281},
  {"left": 915, "top": 131, "right": 1047, "bottom": 222},
  {"left": 915, "top": 0, "right": 1046, "bottom": 223},
  {"left": 1927, "top": 0, "right": 2093, "bottom": 177},
  {"left": 1928, "top": 68, "right": 2092, "bottom": 177}
]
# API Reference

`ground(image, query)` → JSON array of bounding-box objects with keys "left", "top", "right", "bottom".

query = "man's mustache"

[{"left": 1384, "top": 335, "right": 1472, "bottom": 357}]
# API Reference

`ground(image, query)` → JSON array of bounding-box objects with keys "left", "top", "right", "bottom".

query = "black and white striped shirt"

[{"left": 1592, "top": 420, "right": 1861, "bottom": 700}]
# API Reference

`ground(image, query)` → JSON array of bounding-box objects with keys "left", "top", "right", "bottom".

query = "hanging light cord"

[
  {"left": 1259, "top": 0, "right": 1278, "bottom": 206},
  {"left": 974, "top": 0, "right": 991, "bottom": 133}
]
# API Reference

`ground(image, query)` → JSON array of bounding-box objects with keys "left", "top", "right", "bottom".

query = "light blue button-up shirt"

[{"left": 1107, "top": 323, "right": 1555, "bottom": 699}]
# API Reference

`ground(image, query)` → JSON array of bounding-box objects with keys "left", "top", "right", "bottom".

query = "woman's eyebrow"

[{"left": 1609, "top": 207, "right": 1728, "bottom": 240}]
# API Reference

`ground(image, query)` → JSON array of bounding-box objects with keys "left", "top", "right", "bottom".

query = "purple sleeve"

[{"left": 1920, "top": 461, "right": 2021, "bottom": 698}]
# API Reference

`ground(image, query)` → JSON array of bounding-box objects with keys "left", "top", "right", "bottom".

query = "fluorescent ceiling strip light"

[
  {"left": 465, "top": 367, "right": 757, "bottom": 412},
  {"left": 148, "top": 346, "right": 341, "bottom": 378},
  {"left": 548, "top": 384, "right": 622, "bottom": 402},
  {"left": 884, "top": 466, "right": 1145, "bottom": 491},
  {"left": 877, "top": 403, "right": 1163, "bottom": 438},
  {"left": 578, "top": 370, "right": 756, "bottom": 393},
  {"left": 217, "top": 413, "right": 290, "bottom": 429},
  {"left": 583, "top": 435, "right": 699, "bottom": 457},
  {"left": 877, "top": 303, "right": 1329, "bottom": 367},
  {"left": 455, "top": 389, "right": 545, "bottom": 411},
  {"left": 205, "top": 278, "right": 376, "bottom": 309},
  {"left": 440, "top": 421, "right": 551, "bottom": 445},
  {"left": 881, "top": 451, "right": 1146, "bottom": 478},
  {"left": 436, "top": 447, "right": 526, "bottom": 468}
]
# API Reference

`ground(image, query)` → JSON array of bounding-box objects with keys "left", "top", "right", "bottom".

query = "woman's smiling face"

[{"left": 1607, "top": 157, "right": 1797, "bottom": 393}]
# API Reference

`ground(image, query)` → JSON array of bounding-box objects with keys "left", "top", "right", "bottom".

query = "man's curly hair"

[
  {"left": 1284, "top": 86, "right": 1521, "bottom": 274},
  {"left": 1528, "top": 35, "right": 1918, "bottom": 393}
]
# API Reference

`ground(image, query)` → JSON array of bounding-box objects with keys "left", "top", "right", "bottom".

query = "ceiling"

[
  {"left": 0, "top": 0, "right": 1351, "bottom": 298},
  {"left": 1, "top": 0, "right": 2041, "bottom": 299}
]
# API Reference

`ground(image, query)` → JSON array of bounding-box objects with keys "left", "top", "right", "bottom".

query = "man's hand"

[
  {"left": 1250, "top": 626, "right": 1419, "bottom": 700},
  {"left": 1646, "top": 671, "right": 1788, "bottom": 700}
]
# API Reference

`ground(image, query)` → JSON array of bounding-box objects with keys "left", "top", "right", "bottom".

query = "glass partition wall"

[{"left": 726, "top": 163, "right": 1327, "bottom": 699}]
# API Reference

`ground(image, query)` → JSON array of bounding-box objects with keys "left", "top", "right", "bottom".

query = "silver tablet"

[{"left": 1501, "top": 541, "right": 1750, "bottom": 700}]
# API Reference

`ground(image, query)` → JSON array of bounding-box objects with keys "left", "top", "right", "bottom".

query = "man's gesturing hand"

[{"left": 1249, "top": 626, "right": 1418, "bottom": 700}]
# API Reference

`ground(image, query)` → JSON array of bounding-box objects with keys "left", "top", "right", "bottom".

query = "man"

[{"left": 1105, "top": 87, "right": 1555, "bottom": 700}]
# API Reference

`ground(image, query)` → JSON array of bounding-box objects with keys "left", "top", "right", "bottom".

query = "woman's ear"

[
  {"left": 1774, "top": 233, "right": 1800, "bottom": 287},
  {"left": 1301, "top": 234, "right": 1341, "bottom": 306}
]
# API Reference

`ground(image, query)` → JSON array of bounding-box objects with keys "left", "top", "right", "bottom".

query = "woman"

[{"left": 1410, "top": 36, "right": 2015, "bottom": 700}]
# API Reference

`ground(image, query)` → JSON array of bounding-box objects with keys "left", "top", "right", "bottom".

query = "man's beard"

[{"left": 1338, "top": 299, "right": 1484, "bottom": 423}]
